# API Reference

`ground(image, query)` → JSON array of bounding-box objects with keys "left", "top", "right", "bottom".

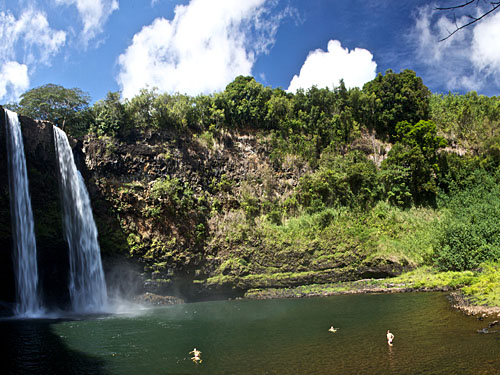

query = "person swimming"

[
  {"left": 190, "top": 348, "right": 202, "bottom": 363},
  {"left": 386, "top": 330, "right": 394, "bottom": 346}
]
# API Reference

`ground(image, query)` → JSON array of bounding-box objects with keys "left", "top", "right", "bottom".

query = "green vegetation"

[
  {"left": 7, "top": 69, "right": 500, "bottom": 308},
  {"left": 244, "top": 267, "right": 475, "bottom": 299},
  {"left": 8, "top": 83, "right": 91, "bottom": 137},
  {"left": 462, "top": 263, "right": 500, "bottom": 306},
  {"left": 245, "top": 264, "right": 500, "bottom": 309},
  {"left": 363, "top": 69, "right": 431, "bottom": 138},
  {"left": 435, "top": 171, "right": 500, "bottom": 271}
]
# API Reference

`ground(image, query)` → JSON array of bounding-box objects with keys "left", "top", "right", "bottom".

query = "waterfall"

[
  {"left": 4, "top": 109, "right": 42, "bottom": 317},
  {"left": 53, "top": 126, "right": 108, "bottom": 313}
]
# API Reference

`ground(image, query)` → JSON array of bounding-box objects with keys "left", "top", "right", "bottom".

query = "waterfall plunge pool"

[{"left": 1, "top": 292, "right": 499, "bottom": 374}]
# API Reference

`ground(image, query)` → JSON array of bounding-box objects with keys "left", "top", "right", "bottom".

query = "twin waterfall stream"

[
  {"left": 54, "top": 126, "right": 108, "bottom": 313},
  {"left": 4, "top": 110, "right": 107, "bottom": 317},
  {"left": 5, "top": 110, "right": 41, "bottom": 316}
]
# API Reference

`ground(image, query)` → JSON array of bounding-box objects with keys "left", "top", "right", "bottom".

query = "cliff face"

[
  {"left": 83, "top": 129, "right": 406, "bottom": 301},
  {"left": 0, "top": 108, "right": 405, "bottom": 307},
  {"left": 82, "top": 130, "right": 294, "bottom": 299}
]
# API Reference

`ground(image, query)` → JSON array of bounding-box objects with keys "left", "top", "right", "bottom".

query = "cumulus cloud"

[
  {"left": 412, "top": 5, "right": 500, "bottom": 93},
  {"left": 0, "top": 9, "right": 66, "bottom": 101},
  {"left": 0, "top": 61, "right": 29, "bottom": 102},
  {"left": 471, "top": 11, "right": 500, "bottom": 77},
  {"left": 117, "top": 0, "right": 285, "bottom": 99},
  {"left": 287, "top": 40, "right": 377, "bottom": 92},
  {"left": 55, "top": 0, "right": 118, "bottom": 46},
  {"left": 0, "top": 9, "right": 66, "bottom": 63},
  {"left": 14, "top": 9, "right": 67, "bottom": 64}
]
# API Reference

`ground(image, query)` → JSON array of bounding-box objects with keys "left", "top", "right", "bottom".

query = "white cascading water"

[
  {"left": 53, "top": 126, "right": 108, "bottom": 313},
  {"left": 4, "top": 109, "right": 43, "bottom": 317}
]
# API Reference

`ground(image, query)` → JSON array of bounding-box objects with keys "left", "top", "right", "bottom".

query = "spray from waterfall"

[
  {"left": 53, "top": 126, "right": 108, "bottom": 313},
  {"left": 4, "top": 109, "right": 43, "bottom": 317}
]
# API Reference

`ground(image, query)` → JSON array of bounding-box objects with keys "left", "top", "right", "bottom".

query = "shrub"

[
  {"left": 295, "top": 151, "right": 379, "bottom": 211},
  {"left": 435, "top": 175, "right": 500, "bottom": 271}
]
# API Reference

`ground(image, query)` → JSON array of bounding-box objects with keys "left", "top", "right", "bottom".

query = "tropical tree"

[
  {"left": 362, "top": 69, "right": 431, "bottom": 139},
  {"left": 17, "top": 84, "right": 91, "bottom": 136},
  {"left": 381, "top": 120, "right": 447, "bottom": 206},
  {"left": 223, "top": 76, "right": 272, "bottom": 128},
  {"left": 92, "top": 91, "right": 128, "bottom": 138}
]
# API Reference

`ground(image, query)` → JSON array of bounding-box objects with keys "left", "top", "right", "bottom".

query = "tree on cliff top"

[
  {"left": 362, "top": 69, "right": 431, "bottom": 139},
  {"left": 223, "top": 76, "right": 272, "bottom": 129},
  {"left": 17, "top": 84, "right": 91, "bottom": 137}
]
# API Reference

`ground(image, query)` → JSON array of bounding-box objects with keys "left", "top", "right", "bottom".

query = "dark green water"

[{"left": 1, "top": 292, "right": 499, "bottom": 374}]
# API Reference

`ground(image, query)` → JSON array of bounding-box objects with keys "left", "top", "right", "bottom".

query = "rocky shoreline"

[
  {"left": 133, "top": 281, "right": 500, "bottom": 321},
  {"left": 244, "top": 279, "right": 450, "bottom": 299},
  {"left": 448, "top": 291, "right": 500, "bottom": 317},
  {"left": 134, "top": 292, "right": 185, "bottom": 306}
]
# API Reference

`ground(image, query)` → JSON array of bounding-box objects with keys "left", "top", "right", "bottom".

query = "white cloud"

[
  {"left": 412, "top": 5, "right": 500, "bottom": 92},
  {"left": 15, "top": 9, "right": 67, "bottom": 64},
  {"left": 0, "top": 9, "right": 66, "bottom": 102},
  {"left": 287, "top": 40, "right": 377, "bottom": 92},
  {"left": 117, "top": 0, "right": 284, "bottom": 99},
  {"left": 0, "top": 61, "right": 29, "bottom": 102},
  {"left": 0, "top": 9, "right": 66, "bottom": 63},
  {"left": 55, "top": 0, "right": 118, "bottom": 46},
  {"left": 413, "top": 7, "right": 465, "bottom": 63},
  {"left": 471, "top": 12, "right": 500, "bottom": 77}
]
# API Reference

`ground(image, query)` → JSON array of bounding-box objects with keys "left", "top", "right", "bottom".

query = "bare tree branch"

[
  {"left": 435, "top": 1, "right": 500, "bottom": 41},
  {"left": 435, "top": 0, "right": 478, "bottom": 11}
]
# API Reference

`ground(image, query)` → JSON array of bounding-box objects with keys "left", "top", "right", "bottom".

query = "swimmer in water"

[
  {"left": 190, "top": 348, "right": 202, "bottom": 363},
  {"left": 387, "top": 330, "right": 394, "bottom": 346}
]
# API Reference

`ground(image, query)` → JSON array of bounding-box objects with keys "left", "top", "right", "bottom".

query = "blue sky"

[{"left": 1, "top": 0, "right": 499, "bottom": 103}]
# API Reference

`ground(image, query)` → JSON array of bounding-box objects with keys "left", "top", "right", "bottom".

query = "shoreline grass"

[{"left": 243, "top": 265, "right": 500, "bottom": 314}]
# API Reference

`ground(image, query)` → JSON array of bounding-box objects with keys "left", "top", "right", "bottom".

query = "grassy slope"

[
  {"left": 205, "top": 202, "right": 443, "bottom": 287},
  {"left": 207, "top": 198, "right": 500, "bottom": 309}
]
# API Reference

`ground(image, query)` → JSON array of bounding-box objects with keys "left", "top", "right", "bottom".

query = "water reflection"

[
  {"left": 0, "top": 319, "right": 107, "bottom": 375},
  {"left": 387, "top": 342, "right": 395, "bottom": 372}
]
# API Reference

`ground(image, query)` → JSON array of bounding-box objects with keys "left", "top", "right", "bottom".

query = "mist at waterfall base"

[{"left": 4, "top": 110, "right": 42, "bottom": 318}]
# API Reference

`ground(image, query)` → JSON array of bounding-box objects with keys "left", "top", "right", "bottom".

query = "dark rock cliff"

[
  {"left": 82, "top": 129, "right": 406, "bottom": 301},
  {"left": 81, "top": 131, "right": 266, "bottom": 299},
  {"left": 0, "top": 109, "right": 407, "bottom": 308}
]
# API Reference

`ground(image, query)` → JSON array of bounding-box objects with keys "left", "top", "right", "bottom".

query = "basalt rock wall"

[
  {"left": 0, "top": 108, "right": 408, "bottom": 306},
  {"left": 81, "top": 128, "right": 407, "bottom": 301}
]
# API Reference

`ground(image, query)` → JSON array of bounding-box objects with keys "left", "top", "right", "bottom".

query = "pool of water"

[{"left": 1, "top": 292, "right": 499, "bottom": 374}]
